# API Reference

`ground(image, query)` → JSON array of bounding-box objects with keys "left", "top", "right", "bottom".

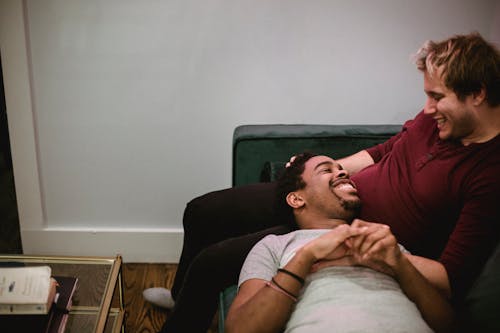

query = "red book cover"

[{"left": 47, "top": 276, "right": 78, "bottom": 333}]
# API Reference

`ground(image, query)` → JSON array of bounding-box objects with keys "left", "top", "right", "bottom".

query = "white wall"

[{"left": 1, "top": 0, "right": 498, "bottom": 262}]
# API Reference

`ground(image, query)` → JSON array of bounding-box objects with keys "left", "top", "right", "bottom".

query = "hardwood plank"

[
  {"left": 122, "top": 263, "right": 175, "bottom": 333},
  {"left": 121, "top": 263, "right": 219, "bottom": 333}
]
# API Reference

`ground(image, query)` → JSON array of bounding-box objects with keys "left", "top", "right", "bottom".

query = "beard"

[
  {"left": 330, "top": 181, "right": 362, "bottom": 218},
  {"left": 338, "top": 197, "right": 362, "bottom": 223}
]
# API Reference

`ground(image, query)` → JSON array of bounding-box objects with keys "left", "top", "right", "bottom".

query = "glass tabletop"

[{"left": 0, "top": 255, "right": 123, "bottom": 333}]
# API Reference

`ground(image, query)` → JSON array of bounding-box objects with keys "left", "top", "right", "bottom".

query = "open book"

[{"left": 0, "top": 266, "right": 57, "bottom": 314}]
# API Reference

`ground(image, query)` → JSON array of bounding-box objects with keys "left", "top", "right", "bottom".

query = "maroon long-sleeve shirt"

[{"left": 352, "top": 111, "right": 500, "bottom": 301}]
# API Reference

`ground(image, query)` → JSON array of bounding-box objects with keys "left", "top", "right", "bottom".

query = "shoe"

[{"left": 143, "top": 287, "right": 175, "bottom": 309}]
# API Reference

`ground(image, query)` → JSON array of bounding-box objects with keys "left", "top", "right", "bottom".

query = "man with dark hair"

[
  {"left": 146, "top": 32, "right": 499, "bottom": 333},
  {"left": 226, "top": 153, "right": 452, "bottom": 333}
]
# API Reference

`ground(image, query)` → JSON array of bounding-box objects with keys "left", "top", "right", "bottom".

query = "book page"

[{"left": 0, "top": 266, "right": 52, "bottom": 304}]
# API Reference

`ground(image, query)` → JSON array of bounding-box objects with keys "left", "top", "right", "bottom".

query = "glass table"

[{"left": 0, "top": 254, "right": 124, "bottom": 333}]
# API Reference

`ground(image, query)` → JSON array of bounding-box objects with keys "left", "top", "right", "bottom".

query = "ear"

[
  {"left": 286, "top": 192, "right": 305, "bottom": 209},
  {"left": 472, "top": 87, "right": 487, "bottom": 106}
]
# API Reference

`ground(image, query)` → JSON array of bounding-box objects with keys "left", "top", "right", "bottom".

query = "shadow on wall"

[{"left": 0, "top": 54, "right": 22, "bottom": 254}]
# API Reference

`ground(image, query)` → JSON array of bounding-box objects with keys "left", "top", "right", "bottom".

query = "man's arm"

[
  {"left": 349, "top": 220, "right": 454, "bottom": 333},
  {"left": 395, "top": 255, "right": 454, "bottom": 332},
  {"left": 287, "top": 150, "right": 374, "bottom": 175},
  {"left": 337, "top": 150, "right": 374, "bottom": 175},
  {"left": 225, "top": 278, "right": 296, "bottom": 333},
  {"left": 225, "top": 225, "right": 364, "bottom": 333},
  {"left": 405, "top": 253, "right": 451, "bottom": 298}
]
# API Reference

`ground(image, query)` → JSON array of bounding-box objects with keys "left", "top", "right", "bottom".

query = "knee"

[
  {"left": 182, "top": 192, "right": 215, "bottom": 232},
  {"left": 182, "top": 187, "right": 236, "bottom": 232}
]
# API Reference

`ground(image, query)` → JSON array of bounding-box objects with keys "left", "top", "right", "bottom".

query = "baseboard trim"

[{"left": 20, "top": 228, "right": 184, "bottom": 262}]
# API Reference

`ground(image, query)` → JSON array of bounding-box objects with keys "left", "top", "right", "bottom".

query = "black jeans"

[{"left": 160, "top": 182, "right": 293, "bottom": 332}]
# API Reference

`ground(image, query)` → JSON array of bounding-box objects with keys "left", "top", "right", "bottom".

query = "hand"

[
  {"left": 348, "top": 219, "right": 403, "bottom": 277},
  {"left": 302, "top": 224, "right": 366, "bottom": 263}
]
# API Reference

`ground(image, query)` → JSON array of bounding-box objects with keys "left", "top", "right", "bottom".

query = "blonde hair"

[{"left": 414, "top": 32, "right": 500, "bottom": 106}]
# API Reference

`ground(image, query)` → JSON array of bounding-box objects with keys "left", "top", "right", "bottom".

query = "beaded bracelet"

[{"left": 278, "top": 268, "right": 305, "bottom": 286}]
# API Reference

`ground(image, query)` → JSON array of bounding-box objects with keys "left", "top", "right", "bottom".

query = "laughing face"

[
  {"left": 423, "top": 70, "right": 483, "bottom": 145},
  {"left": 298, "top": 155, "right": 361, "bottom": 223}
]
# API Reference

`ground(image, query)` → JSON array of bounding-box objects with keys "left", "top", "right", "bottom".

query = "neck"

[
  {"left": 295, "top": 212, "right": 348, "bottom": 229},
  {"left": 462, "top": 104, "right": 500, "bottom": 145}
]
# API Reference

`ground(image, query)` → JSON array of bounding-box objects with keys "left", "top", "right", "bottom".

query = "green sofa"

[
  {"left": 232, "top": 124, "right": 401, "bottom": 186},
  {"left": 218, "top": 124, "right": 500, "bottom": 332}
]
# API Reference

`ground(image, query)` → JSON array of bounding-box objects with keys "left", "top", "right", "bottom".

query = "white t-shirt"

[{"left": 239, "top": 229, "right": 433, "bottom": 333}]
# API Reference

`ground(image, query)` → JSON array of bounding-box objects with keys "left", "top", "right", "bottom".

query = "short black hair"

[{"left": 275, "top": 152, "right": 317, "bottom": 225}]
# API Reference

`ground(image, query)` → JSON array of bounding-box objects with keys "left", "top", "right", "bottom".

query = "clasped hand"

[{"left": 306, "top": 219, "right": 403, "bottom": 277}]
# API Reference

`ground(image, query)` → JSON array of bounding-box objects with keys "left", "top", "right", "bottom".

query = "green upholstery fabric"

[
  {"left": 233, "top": 124, "right": 402, "bottom": 186},
  {"left": 218, "top": 285, "right": 237, "bottom": 333}
]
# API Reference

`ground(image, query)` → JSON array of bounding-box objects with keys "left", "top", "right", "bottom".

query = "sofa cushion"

[
  {"left": 233, "top": 124, "right": 401, "bottom": 186},
  {"left": 218, "top": 285, "right": 237, "bottom": 333},
  {"left": 460, "top": 241, "right": 500, "bottom": 332}
]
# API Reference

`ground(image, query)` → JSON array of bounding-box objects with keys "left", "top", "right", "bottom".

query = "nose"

[
  {"left": 424, "top": 97, "right": 437, "bottom": 115},
  {"left": 335, "top": 169, "right": 349, "bottom": 179}
]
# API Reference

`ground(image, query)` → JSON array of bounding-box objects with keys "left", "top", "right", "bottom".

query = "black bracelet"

[
  {"left": 271, "top": 277, "right": 299, "bottom": 299},
  {"left": 266, "top": 281, "right": 297, "bottom": 302},
  {"left": 278, "top": 268, "right": 305, "bottom": 286}
]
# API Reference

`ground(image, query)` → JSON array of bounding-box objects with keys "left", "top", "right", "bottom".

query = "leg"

[
  {"left": 172, "top": 182, "right": 280, "bottom": 298},
  {"left": 160, "top": 224, "right": 293, "bottom": 333}
]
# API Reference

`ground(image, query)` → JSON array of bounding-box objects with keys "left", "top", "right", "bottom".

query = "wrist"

[
  {"left": 391, "top": 253, "right": 412, "bottom": 279},
  {"left": 295, "top": 245, "right": 317, "bottom": 269}
]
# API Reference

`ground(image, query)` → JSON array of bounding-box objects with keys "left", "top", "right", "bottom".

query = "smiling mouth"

[
  {"left": 331, "top": 179, "right": 356, "bottom": 190},
  {"left": 435, "top": 117, "right": 446, "bottom": 128},
  {"left": 335, "top": 183, "right": 356, "bottom": 191}
]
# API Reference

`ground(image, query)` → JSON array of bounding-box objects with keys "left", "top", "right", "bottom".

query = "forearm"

[
  {"left": 395, "top": 256, "right": 454, "bottom": 333},
  {"left": 405, "top": 253, "right": 451, "bottom": 298},
  {"left": 226, "top": 248, "right": 314, "bottom": 333},
  {"left": 337, "top": 150, "right": 374, "bottom": 175},
  {"left": 225, "top": 283, "right": 297, "bottom": 333},
  {"left": 349, "top": 221, "right": 454, "bottom": 332}
]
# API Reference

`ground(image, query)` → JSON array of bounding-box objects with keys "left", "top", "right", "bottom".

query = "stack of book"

[{"left": 0, "top": 265, "right": 78, "bottom": 333}]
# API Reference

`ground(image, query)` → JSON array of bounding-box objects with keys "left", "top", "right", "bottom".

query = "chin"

[
  {"left": 340, "top": 200, "right": 361, "bottom": 223},
  {"left": 439, "top": 131, "right": 450, "bottom": 140},
  {"left": 342, "top": 208, "right": 361, "bottom": 224},
  {"left": 342, "top": 198, "right": 361, "bottom": 210},
  {"left": 342, "top": 212, "right": 357, "bottom": 224}
]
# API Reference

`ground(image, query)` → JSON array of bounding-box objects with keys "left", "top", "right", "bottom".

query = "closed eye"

[
  {"left": 426, "top": 91, "right": 444, "bottom": 101},
  {"left": 314, "top": 160, "right": 340, "bottom": 174}
]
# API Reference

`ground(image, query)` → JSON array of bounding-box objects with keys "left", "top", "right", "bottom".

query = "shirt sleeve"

[
  {"left": 439, "top": 167, "right": 500, "bottom": 302},
  {"left": 238, "top": 234, "right": 281, "bottom": 287},
  {"left": 365, "top": 112, "right": 423, "bottom": 162},
  {"left": 398, "top": 244, "right": 411, "bottom": 254}
]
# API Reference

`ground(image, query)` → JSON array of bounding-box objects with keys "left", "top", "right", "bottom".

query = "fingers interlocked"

[{"left": 308, "top": 219, "right": 402, "bottom": 277}]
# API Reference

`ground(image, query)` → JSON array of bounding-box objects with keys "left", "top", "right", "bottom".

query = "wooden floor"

[{"left": 121, "top": 263, "right": 218, "bottom": 333}]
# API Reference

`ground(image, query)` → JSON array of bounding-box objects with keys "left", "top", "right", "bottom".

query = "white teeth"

[
  {"left": 336, "top": 183, "right": 354, "bottom": 190},
  {"left": 437, "top": 118, "right": 445, "bottom": 124}
]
